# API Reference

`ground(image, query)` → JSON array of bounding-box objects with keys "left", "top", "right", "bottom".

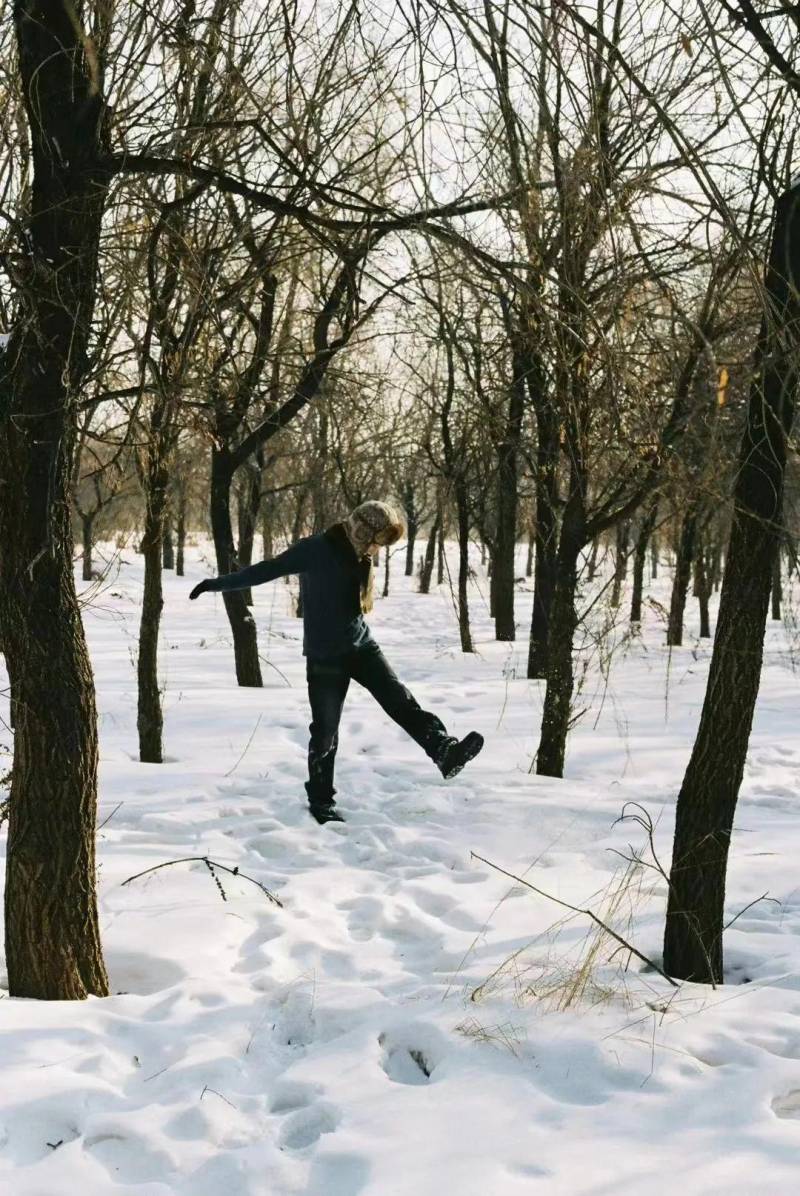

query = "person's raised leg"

[
  {"left": 349, "top": 641, "right": 482, "bottom": 777},
  {"left": 306, "top": 657, "right": 351, "bottom": 823}
]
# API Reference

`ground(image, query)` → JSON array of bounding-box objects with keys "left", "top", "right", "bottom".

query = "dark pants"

[{"left": 305, "top": 640, "right": 449, "bottom": 805}]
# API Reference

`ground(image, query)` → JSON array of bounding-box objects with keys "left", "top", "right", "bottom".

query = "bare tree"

[
  {"left": 663, "top": 0, "right": 800, "bottom": 982},
  {"left": 0, "top": 2, "right": 114, "bottom": 999}
]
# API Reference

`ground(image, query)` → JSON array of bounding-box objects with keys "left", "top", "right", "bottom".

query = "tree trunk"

[
  {"left": 664, "top": 186, "right": 800, "bottom": 984},
  {"left": 666, "top": 509, "right": 698, "bottom": 647},
  {"left": 162, "top": 521, "right": 175, "bottom": 570},
  {"left": 696, "top": 547, "right": 711, "bottom": 638},
  {"left": 437, "top": 518, "right": 445, "bottom": 586},
  {"left": 610, "top": 520, "right": 630, "bottom": 608},
  {"left": 176, "top": 489, "right": 186, "bottom": 577},
  {"left": 81, "top": 513, "right": 95, "bottom": 582},
  {"left": 0, "top": 2, "right": 110, "bottom": 999},
  {"left": 525, "top": 524, "right": 534, "bottom": 577},
  {"left": 630, "top": 500, "right": 658, "bottom": 625},
  {"left": 404, "top": 527, "right": 417, "bottom": 576},
  {"left": 651, "top": 535, "right": 659, "bottom": 580},
  {"left": 455, "top": 483, "right": 473, "bottom": 653},
  {"left": 236, "top": 460, "right": 261, "bottom": 607},
  {"left": 771, "top": 550, "right": 782, "bottom": 621},
  {"left": 528, "top": 407, "right": 559, "bottom": 679},
  {"left": 383, "top": 545, "right": 390, "bottom": 597},
  {"left": 403, "top": 482, "right": 418, "bottom": 577},
  {"left": 494, "top": 361, "right": 525, "bottom": 640},
  {"left": 138, "top": 477, "right": 167, "bottom": 763},
  {"left": 419, "top": 511, "right": 441, "bottom": 594},
  {"left": 210, "top": 448, "right": 263, "bottom": 687},
  {"left": 535, "top": 503, "right": 584, "bottom": 778}
]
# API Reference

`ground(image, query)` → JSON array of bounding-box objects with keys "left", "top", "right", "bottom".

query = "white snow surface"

[{"left": 2, "top": 541, "right": 800, "bottom": 1194}]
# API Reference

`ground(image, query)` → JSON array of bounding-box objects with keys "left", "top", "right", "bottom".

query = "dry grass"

[{"left": 469, "top": 859, "right": 660, "bottom": 1015}]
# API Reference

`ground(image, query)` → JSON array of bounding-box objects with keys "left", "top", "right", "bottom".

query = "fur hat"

[{"left": 344, "top": 501, "right": 405, "bottom": 558}]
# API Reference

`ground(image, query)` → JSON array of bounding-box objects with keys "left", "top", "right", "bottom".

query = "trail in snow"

[{"left": 2, "top": 543, "right": 800, "bottom": 1194}]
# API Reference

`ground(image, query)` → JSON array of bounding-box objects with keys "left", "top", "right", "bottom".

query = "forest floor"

[{"left": 2, "top": 541, "right": 800, "bottom": 1194}]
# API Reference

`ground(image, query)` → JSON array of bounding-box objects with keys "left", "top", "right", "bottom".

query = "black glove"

[{"left": 189, "top": 579, "right": 212, "bottom": 600}]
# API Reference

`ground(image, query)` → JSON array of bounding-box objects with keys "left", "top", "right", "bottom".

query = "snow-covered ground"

[{"left": 2, "top": 540, "right": 800, "bottom": 1195}]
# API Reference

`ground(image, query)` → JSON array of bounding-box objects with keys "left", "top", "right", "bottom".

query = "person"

[{"left": 190, "top": 500, "right": 484, "bottom": 824}]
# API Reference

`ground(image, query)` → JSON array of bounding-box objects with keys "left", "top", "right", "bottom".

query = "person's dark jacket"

[{"left": 195, "top": 524, "right": 373, "bottom": 660}]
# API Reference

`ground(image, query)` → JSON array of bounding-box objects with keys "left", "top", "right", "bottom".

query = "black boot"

[
  {"left": 308, "top": 798, "right": 345, "bottom": 825},
  {"left": 436, "top": 731, "right": 484, "bottom": 779}
]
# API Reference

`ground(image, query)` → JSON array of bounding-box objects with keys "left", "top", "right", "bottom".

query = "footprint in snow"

[
  {"left": 83, "top": 1129, "right": 174, "bottom": 1183},
  {"left": 772, "top": 1090, "right": 800, "bottom": 1119},
  {"left": 380, "top": 1042, "right": 432, "bottom": 1085},
  {"left": 278, "top": 1102, "right": 339, "bottom": 1151},
  {"left": 378, "top": 1021, "right": 448, "bottom": 1086},
  {"left": 269, "top": 1080, "right": 321, "bottom": 1114},
  {"left": 341, "top": 894, "right": 385, "bottom": 942},
  {"left": 409, "top": 885, "right": 484, "bottom": 932},
  {"left": 306, "top": 1152, "right": 371, "bottom": 1196}
]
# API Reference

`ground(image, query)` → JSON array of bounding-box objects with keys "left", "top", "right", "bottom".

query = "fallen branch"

[
  {"left": 121, "top": 856, "right": 283, "bottom": 907},
  {"left": 471, "top": 851, "right": 678, "bottom": 988}
]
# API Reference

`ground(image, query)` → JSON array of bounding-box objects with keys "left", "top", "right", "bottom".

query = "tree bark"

[
  {"left": 162, "top": 521, "right": 175, "bottom": 570},
  {"left": 528, "top": 406, "right": 559, "bottom": 679},
  {"left": 419, "top": 510, "right": 441, "bottom": 594},
  {"left": 81, "top": 513, "right": 95, "bottom": 582},
  {"left": 383, "top": 544, "right": 391, "bottom": 597},
  {"left": 630, "top": 500, "right": 658, "bottom": 625},
  {"left": 610, "top": 520, "right": 630, "bottom": 608},
  {"left": 138, "top": 475, "right": 168, "bottom": 763},
  {"left": 210, "top": 448, "right": 263, "bottom": 686},
  {"left": 437, "top": 517, "right": 445, "bottom": 585},
  {"left": 696, "top": 547, "right": 712, "bottom": 638},
  {"left": 535, "top": 501, "right": 584, "bottom": 777},
  {"left": 403, "top": 481, "right": 418, "bottom": 577},
  {"left": 666, "top": 508, "right": 698, "bottom": 647},
  {"left": 176, "top": 488, "right": 186, "bottom": 577},
  {"left": 525, "top": 524, "right": 534, "bottom": 577},
  {"left": 455, "top": 484, "right": 473, "bottom": 653},
  {"left": 771, "top": 550, "right": 782, "bottom": 621},
  {"left": 664, "top": 186, "right": 800, "bottom": 984},
  {"left": 0, "top": 1, "right": 110, "bottom": 999},
  {"left": 493, "top": 360, "right": 525, "bottom": 640}
]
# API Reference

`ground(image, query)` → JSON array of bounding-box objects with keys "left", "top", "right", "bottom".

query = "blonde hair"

[{"left": 345, "top": 500, "right": 405, "bottom": 555}]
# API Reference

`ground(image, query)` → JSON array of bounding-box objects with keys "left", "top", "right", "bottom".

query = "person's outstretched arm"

[{"left": 189, "top": 538, "right": 317, "bottom": 599}]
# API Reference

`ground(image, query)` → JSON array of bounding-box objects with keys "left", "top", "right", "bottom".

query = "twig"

[
  {"left": 258, "top": 656, "right": 292, "bottom": 686},
  {"left": 723, "top": 892, "right": 777, "bottom": 932},
  {"left": 611, "top": 803, "right": 672, "bottom": 888},
  {"left": 613, "top": 803, "right": 718, "bottom": 987},
  {"left": 470, "top": 851, "right": 679, "bottom": 988},
  {"left": 143, "top": 1065, "right": 170, "bottom": 1083},
  {"left": 121, "top": 856, "right": 283, "bottom": 907},
  {"left": 200, "top": 1085, "right": 238, "bottom": 1109},
  {"left": 225, "top": 714, "right": 263, "bottom": 777},
  {"left": 98, "top": 801, "right": 124, "bottom": 830}
]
